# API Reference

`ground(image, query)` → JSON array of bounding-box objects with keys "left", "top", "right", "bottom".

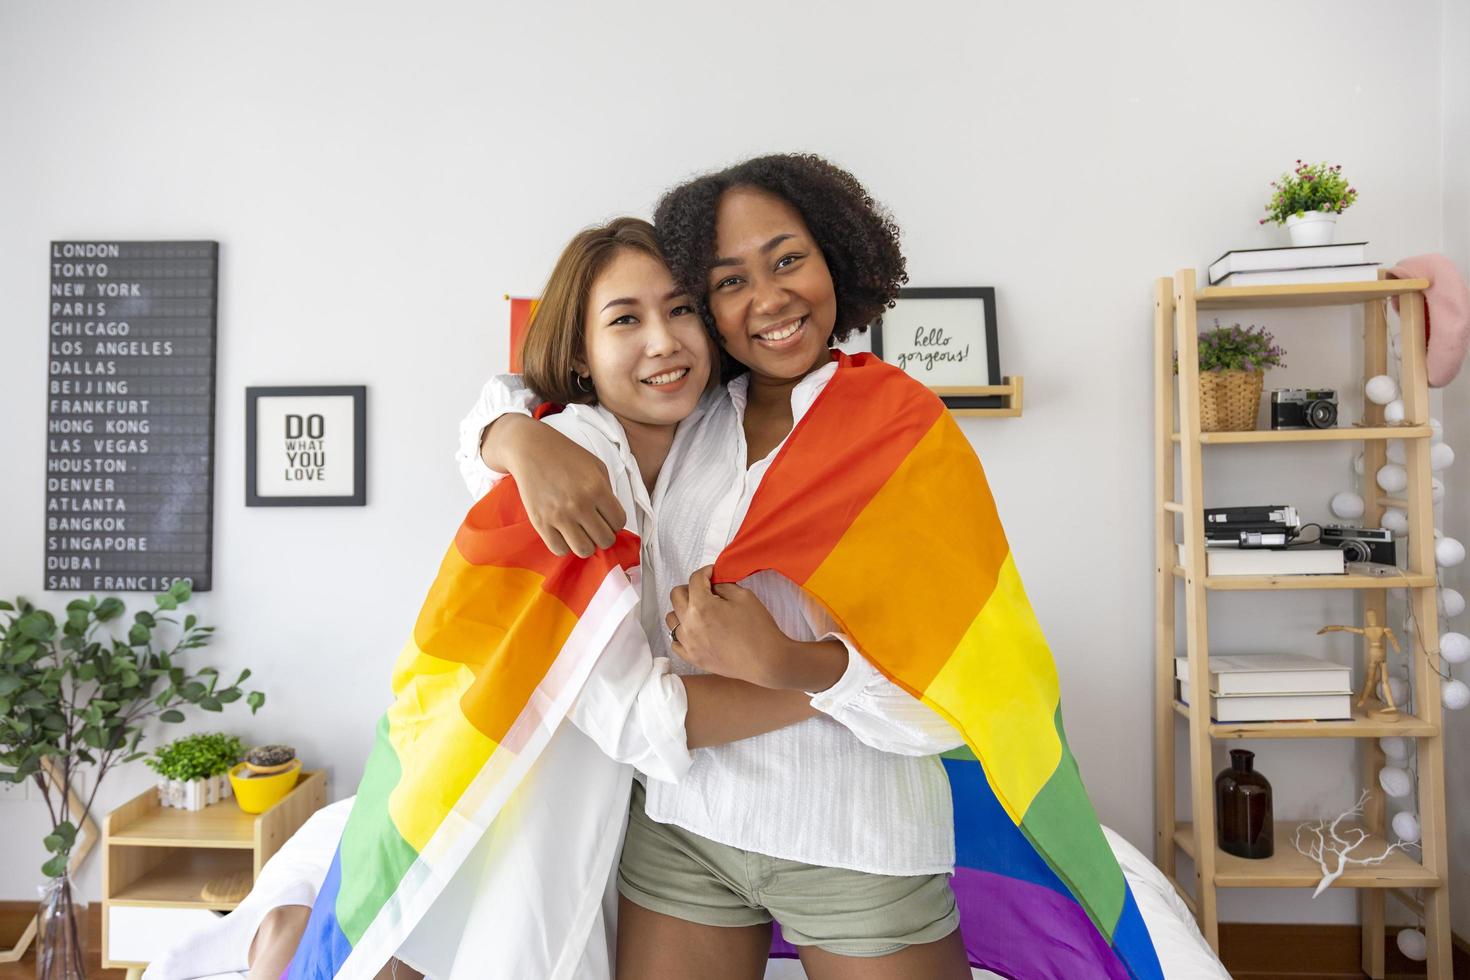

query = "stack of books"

[
  {"left": 1207, "top": 242, "right": 1377, "bottom": 287},
  {"left": 1177, "top": 541, "right": 1345, "bottom": 576},
  {"left": 1175, "top": 653, "right": 1353, "bottom": 722}
]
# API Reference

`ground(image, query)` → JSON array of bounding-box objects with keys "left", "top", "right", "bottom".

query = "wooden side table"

[{"left": 101, "top": 770, "right": 326, "bottom": 977}]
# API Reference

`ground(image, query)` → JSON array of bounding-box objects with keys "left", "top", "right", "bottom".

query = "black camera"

[
  {"left": 1320, "top": 524, "right": 1396, "bottom": 565},
  {"left": 1270, "top": 388, "right": 1339, "bottom": 429}
]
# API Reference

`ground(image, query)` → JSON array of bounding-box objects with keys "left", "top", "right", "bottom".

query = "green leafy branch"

[{"left": 0, "top": 581, "right": 264, "bottom": 876}]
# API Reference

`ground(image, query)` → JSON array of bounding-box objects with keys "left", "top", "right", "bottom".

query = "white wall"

[
  {"left": 1436, "top": 0, "right": 1470, "bottom": 943},
  {"left": 0, "top": 0, "right": 1461, "bottom": 933}
]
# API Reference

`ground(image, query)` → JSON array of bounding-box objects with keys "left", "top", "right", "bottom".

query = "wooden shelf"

[
  {"left": 103, "top": 770, "right": 327, "bottom": 970},
  {"left": 110, "top": 847, "right": 252, "bottom": 910},
  {"left": 1171, "top": 699, "right": 1438, "bottom": 739},
  {"left": 1173, "top": 822, "right": 1437, "bottom": 889},
  {"left": 1170, "top": 566, "right": 1436, "bottom": 590},
  {"left": 1195, "top": 279, "right": 1430, "bottom": 310},
  {"left": 1169, "top": 424, "right": 1432, "bottom": 445},
  {"left": 939, "top": 377, "right": 1023, "bottom": 418},
  {"left": 108, "top": 800, "right": 260, "bottom": 849}
]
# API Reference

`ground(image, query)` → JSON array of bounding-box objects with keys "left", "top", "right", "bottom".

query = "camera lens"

[
  {"left": 1341, "top": 540, "right": 1370, "bottom": 562},
  {"left": 1308, "top": 400, "right": 1338, "bottom": 428}
]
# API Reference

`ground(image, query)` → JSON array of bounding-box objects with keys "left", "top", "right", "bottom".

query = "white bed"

[{"left": 145, "top": 799, "right": 1227, "bottom": 980}]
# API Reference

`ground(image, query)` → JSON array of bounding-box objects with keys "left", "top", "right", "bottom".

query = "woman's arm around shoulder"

[{"left": 455, "top": 374, "right": 626, "bottom": 556}]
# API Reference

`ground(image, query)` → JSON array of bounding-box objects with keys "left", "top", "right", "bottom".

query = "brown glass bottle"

[{"left": 1216, "top": 748, "right": 1273, "bottom": 859}]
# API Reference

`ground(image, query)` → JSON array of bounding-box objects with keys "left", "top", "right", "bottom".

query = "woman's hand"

[
  {"left": 482, "top": 415, "right": 626, "bottom": 557},
  {"left": 668, "top": 567, "right": 846, "bottom": 691}
]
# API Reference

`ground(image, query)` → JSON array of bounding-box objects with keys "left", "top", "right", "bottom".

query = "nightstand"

[{"left": 101, "top": 770, "right": 326, "bottom": 976}]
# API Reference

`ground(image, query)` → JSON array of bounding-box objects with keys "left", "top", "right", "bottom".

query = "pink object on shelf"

[{"left": 1387, "top": 253, "right": 1470, "bottom": 387}]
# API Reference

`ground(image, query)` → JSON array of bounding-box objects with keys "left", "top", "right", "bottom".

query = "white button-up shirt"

[{"left": 457, "top": 368, "right": 962, "bottom": 875}]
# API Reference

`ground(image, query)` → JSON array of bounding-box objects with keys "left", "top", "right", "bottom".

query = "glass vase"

[
  {"left": 37, "top": 873, "right": 87, "bottom": 980},
  {"left": 1216, "top": 748, "right": 1274, "bottom": 859}
]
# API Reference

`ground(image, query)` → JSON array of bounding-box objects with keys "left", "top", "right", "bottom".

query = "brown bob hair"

[{"left": 521, "top": 217, "right": 666, "bottom": 406}]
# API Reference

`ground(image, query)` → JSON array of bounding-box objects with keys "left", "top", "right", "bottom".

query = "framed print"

[
  {"left": 870, "top": 287, "right": 1001, "bottom": 409},
  {"left": 245, "top": 386, "right": 366, "bottom": 506}
]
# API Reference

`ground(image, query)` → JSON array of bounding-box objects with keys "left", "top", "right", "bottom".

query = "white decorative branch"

[{"left": 1292, "top": 791, "right": 1416, "bottom": 898}]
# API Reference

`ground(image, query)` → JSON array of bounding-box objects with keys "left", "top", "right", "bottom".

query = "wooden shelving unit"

[
  {"left": 1154, "top": 271, "right": 1453, "bottom": 978},
  {"left": 101, "top": 770, "right": 326, "bottom": 976}
]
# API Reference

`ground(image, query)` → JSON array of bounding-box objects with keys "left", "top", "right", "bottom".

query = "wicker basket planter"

[{"left": 1199, "top": 369, "right": 1263, "bottom": 432}]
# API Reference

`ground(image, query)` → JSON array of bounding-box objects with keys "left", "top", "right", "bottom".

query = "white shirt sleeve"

[
  {"left": 567, "top": 612, "right": 694, "bottom": 784},
  {"left": 806, "top": 632, "right": 966, "bottom": 757},
  {"left": 455, "top": 374, "right": 540, "bottom": 500},
  {"left": 545, "top": 408, "right": 694, "bottom": 783}
]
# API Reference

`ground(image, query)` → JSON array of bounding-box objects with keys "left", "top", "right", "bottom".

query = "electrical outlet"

[{"left": 0, "top": 777, "right": 30, "bottom": 802}]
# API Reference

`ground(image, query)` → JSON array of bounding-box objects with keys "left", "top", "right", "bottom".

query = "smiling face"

[
  {"left": 705, "top": 186, "right": 838, "bottom": 383},
  {"left": 577, "top": 248, "right": 711, "bottom": 432}
]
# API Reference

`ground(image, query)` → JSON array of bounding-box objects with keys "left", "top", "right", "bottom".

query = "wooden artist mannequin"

[{"left": 1317, "top": 609, "right": 1402, "bottom": 721}]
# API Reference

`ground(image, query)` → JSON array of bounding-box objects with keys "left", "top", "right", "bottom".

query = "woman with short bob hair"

[{"left": 157, "top": 217, "right": 822, "bottom": 980}]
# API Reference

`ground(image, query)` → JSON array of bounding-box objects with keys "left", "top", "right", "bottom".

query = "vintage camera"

[
  {"left": 1270, "top": 388, "right": 1339, "bottom": 429},
  {"left": 1320, "top": 524, "right": 1396, "bottom": 565}
]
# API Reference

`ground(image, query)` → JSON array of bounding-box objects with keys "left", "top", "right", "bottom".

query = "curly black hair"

[{"left": 653, "top": 153, "right": 908, "bottom": 346}]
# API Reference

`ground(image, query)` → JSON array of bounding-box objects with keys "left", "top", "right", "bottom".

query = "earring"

[{"left": 574, "top": 373, "right": 594, "bottom": 393}]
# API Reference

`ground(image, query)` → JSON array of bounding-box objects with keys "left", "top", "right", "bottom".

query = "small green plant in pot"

[
  {"left": 1177, "top": 321, "right": 1288, "bottom": 432},
  {"left": 146, "top": 732, "right": 245, "bottom": 810},
  {"left": 1260, "top": 160, "right": 1358, "bottom": 246}
]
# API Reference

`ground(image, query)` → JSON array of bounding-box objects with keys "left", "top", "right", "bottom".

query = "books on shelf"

[
  {"left": 1174, "top": 653, "right": 1354, "bottom": 721},
  {"left": 1177, "top": 542, "right": 1345, "bottom": 576},
  {"left": 1213, "top": 264, "right": 1380, "bottom": 287},
  {"left": 1178, "top": 690, "right": 1354, "bottom": 722},
  {"left": 1207, "top": 242, "right": 1372, "bottom": 285},
  {"left": 1174, "top": 653, "right": 1352, "bottom": 695}
]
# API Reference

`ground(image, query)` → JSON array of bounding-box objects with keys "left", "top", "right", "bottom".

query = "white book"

[
  {"left": 1177, "top": 543, "right": 1345, "bottom": 576},
  {"left": 1207, "top": 243, "right": 1369, "bottom": 284},
  {"left": 1176, "top": 688, "right": 1354, "bottom": 722},
  {"left": 1174, "top": 654, "right": 1352, "bottom": 696},
  {"left": 1213, "top": 263, "right": 1380, "bottom": 287}
]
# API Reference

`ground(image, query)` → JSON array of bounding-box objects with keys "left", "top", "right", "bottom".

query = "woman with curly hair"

[{"left": 467, "top": 155, "right": 974, "bottom": 979}]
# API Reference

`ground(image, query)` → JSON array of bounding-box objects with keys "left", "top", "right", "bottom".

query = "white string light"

[{"left": 1333, "top": 307, "right": 1465, "bottom": 921}]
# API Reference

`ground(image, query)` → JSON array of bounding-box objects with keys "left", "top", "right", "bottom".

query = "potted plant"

[
  {"left": 146, "top": 732, "right": 245, "bottom": 810},
  {"left": 0, "top": 582, "right": 264, "bottom": 979},
  {"left": 1178, "top": 321, "right": 1288, "bottom": 431},
  {"left": 1260, "top": 160, "right": 1358, "bottom": 246}
]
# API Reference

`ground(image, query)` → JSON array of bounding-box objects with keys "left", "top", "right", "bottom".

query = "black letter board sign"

[{"left": 45, "top": 241, "right": 218, "bottom": 592}]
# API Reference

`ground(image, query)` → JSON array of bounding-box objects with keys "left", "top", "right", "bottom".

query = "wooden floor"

[
  {"left": 1220, "top": 924, "right": 1470, "bottom": 979},
  {"left": 0, "top": 906, "right": 126, "bottom": 980}
]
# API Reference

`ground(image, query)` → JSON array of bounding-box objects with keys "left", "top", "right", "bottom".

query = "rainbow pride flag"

[
  {"left": 716, "top": 352, "right": 1163, "bottom": 980},
  {"left": 285, "top": 480, "right": 642, "bottom": 978},
  {"left": 507, "top": 296, "right": 538, "bottom": 373}
]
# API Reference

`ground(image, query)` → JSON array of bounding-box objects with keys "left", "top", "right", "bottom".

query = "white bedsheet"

[{"left": 146, "top": 799, "right": 1227, "bottom": 980}]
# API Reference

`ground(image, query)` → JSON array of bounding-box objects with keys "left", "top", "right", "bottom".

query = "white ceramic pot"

[
  {"left": 1286, "top": 210, "right": 1337, "bottom": 246},
  {"left": 156, "top": 773, "right": 233, "bottom": 811}
]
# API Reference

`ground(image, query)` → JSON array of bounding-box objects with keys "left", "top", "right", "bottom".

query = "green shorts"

[{"left": 616, "top": 781, "right": 959, "bottom": 958}]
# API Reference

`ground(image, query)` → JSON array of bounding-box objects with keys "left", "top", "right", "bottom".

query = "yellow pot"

[{"left": 229, "top": 759, "right": 301, "bottom": 814}]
